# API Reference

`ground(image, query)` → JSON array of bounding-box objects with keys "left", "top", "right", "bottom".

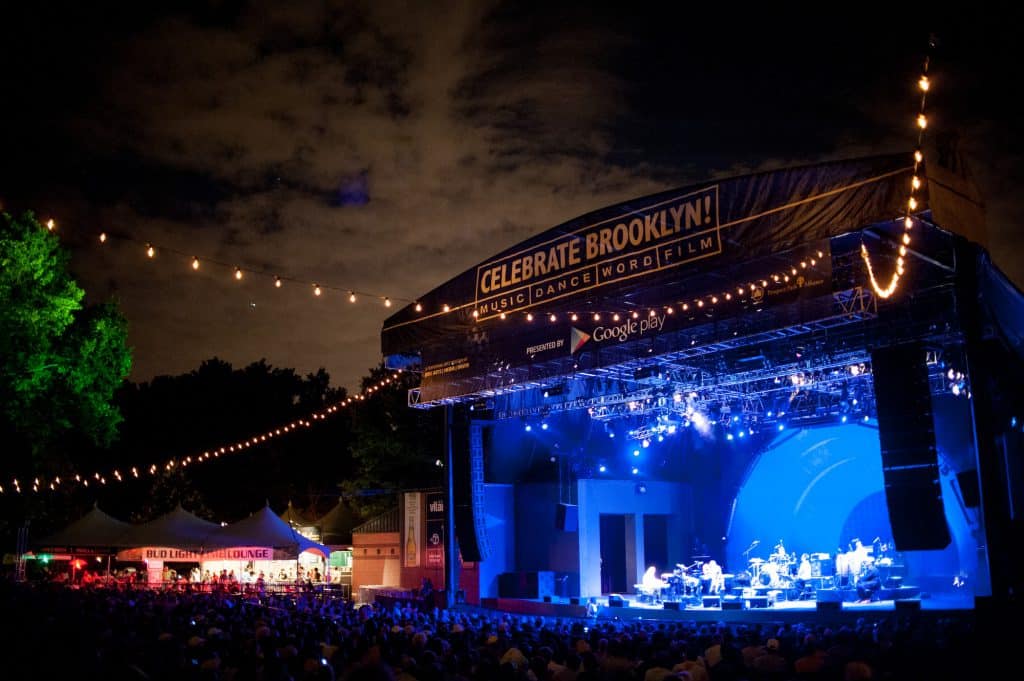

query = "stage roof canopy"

[{"left": 380, "top": 152, "right": 999, "bottom": 411}]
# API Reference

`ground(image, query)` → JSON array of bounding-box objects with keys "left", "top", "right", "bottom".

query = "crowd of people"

[{"left": 0, "top": 575, "right": 986, "bottom": 681}]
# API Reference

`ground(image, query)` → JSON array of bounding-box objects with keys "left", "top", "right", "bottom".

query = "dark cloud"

[{"left": 1, "top": 2, "right": 1020, "bottom": 392}]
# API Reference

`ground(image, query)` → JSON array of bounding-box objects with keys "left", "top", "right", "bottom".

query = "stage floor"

[{"left": 477, "top": 589, "right": 974, "bottom": 625}]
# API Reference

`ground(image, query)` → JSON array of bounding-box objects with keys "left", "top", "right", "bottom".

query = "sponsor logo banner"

[{"left": 475, "top": 186, "right": 719, "bottom": 319}]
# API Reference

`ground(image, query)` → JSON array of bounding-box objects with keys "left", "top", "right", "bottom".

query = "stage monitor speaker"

[
  {"left": 721, "top": 598, "right": 744, "bottom": 610},
  {"left": 608, "top": 595, "right": 628, "bottom": 607},
  {"left": 816, "top": 601, "right": 842, "bottom": 613},
  {"left": 663, "top": 601, "right": 683, "bottom": 610},
  {"left": 543, "top": 595, "right": 552, "bottom": 603},
  {"left": 748, "top": 596, "right": 769, "bottom": 609},
  {"left": 956, "top": 470, "right": 981, "bottom": 507},
  {"left": 451, "top": 410, "right": 489, "bottom": 562},
  {"left": 569, "top": 597, "right": 582, "bottom": 605},
  {"left": 871, "top": 342, "right": 951, "bottom": 551},
  {"left": 556, "top": 503, "right": 579, "bottom": 532},
  {"left": 703, "top": 597, "right": 721, "bottom": 608}
]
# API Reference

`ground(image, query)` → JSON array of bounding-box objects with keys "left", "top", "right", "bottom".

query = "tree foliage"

[
  {"left": 342, "top": 364, "right": 444, "bottom": 518},
  {"left": 0, "top": 211, "right": 131, "bottom": 463}
]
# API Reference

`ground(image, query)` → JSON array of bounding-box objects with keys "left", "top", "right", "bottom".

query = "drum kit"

[{"left": 749, "top": 552, "right": 796, "bottom": 589}]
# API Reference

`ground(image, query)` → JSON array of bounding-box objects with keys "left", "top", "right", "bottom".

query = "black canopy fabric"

[
  {"left": 35, "top": 504, "right": 131, "bottom": 550},
  {"left": 315, "top": 498, "right": 358, "bottom": 546},
  {"left": 203, "top": 505, "right": 330, "bottom": 557},
  {"left": 115, "top": 504, "right": 221, "bottom": 550},
  {"left": 277, "top": 500, "right": 311, "bottom": 527}
]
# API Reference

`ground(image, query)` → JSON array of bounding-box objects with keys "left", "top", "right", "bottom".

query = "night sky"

[{"left": 2, "top": 3, "right": 1020, "bottom": 394}]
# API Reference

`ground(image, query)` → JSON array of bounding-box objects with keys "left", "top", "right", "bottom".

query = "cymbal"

[{"left": 749, "top": 558, "right": 765, "bottom": 564}]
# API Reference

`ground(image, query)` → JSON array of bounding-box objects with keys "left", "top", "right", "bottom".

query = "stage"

[{"left": 478, "top": 588, "right": 974, "bottom": 626}]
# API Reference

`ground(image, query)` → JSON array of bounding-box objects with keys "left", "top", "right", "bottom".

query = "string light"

[
  {"left": 40, "top": 219, "right": 419, "bottom": 313},
  {"left": 313, "top": 284, "right": 322, "bottom": 296},
  {"left": 3, "top": 370, "right": 406, "bottom": 496},
  {"left": 349, "top": 292, "right": 357, "bottom": 303},
  {"left": 861, "top": 38, "right": 933, "bottom": 299}
]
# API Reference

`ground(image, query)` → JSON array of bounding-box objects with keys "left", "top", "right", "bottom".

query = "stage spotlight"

[
  {"left": 863, "top": 415, "right": 870, "bottom": 422},
  {"left": 633, "top": 449, "right": 640, "bottom": 457},
  {"left": 631, "top": 467, "right": 639, "bottom": 475},
  {"left": 738, "top": 430, "right": 745, "bottom": 438},
  {"left": 599, "top": 464, "right": 607, "bottom": 473},
  {"left": 525, "top": 424, "right": 532, "bottom": 432},
  {"left": 841, "top": 415, "right": 848, "bottom": 423},
  {"left": 657, "top": 435, "right": 664, "bottom": 442},
  {"left": 642, "top": 439, "right": 650, "bottom": 448},
  {"left": 667, "top": 425, "right": 676, "bottom": 434},
  {"left": 726, "top": 433, "right": 734, "bottom": 441},
  {"left": 778, "top": 424, "right": 785, "bottom": 431},
  {"left": 541, "top": 422, "right": 549, "bottom": 430},
  {"left": 635, "top": 482, "right": 647, "bottom": 494}
]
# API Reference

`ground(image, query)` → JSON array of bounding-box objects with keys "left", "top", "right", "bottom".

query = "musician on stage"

[
  {"left": 702, "top": 559, "right": 725, "bottom": 594},
  {"left": 856, "top": 558, "right": 882, "bottom": 603},
  {"left": 794, "top": 553, "right": 813, "bottom": 598}
]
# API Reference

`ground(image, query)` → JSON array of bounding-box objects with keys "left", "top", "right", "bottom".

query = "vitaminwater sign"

[
  {"left": 474, "top": 186, "right": 719, "bottom": 319},
  {"left": 425, "top": 492, "right": 445, "bottom": 569}
]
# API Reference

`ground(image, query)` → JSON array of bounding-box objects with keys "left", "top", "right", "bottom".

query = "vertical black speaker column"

[
  {"left": 451, "top": 406, "right": 489, "bottom": 562},
  {"left": 871, "top": 342, "right": 951, "bottom": 550}
]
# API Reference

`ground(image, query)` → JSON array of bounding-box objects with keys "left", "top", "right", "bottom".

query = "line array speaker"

[
  {"left": 452, "top": 409, "right": 489, "bottom": 562},
  {"left": 871, "top": 342, "right": 951, "bottom": 551}
]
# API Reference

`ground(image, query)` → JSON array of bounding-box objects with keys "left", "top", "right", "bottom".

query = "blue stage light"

[
  {"left": 738, "top": 430, "right": 745, "bottom": 438},
  {"left": 726, "top": 433, "right": 734, "bottom": 441},
  {"left": 778, "top": 424, "right": 785, "bottom": 431},
  {"left": 632, "top": 449, "right": 640, "bottom": 457},
  {"left": 657, "top": 435, "right": 664, "bottom": 442},
  {"left": 541, "top": 422, "right": 548, "bottom": 430},
  {"left": 863, "top": 415, "right": 870, "bottom": 422},
  {"left": 608, "top": 431, "right": 615, "bottom": 438},
  {"left": 841, "top": 415, "right": 848, "bottom": 423},
  {"left": 631, "top": 467, "right": 639, "bottom": 475},
  {"left": 599, "top": 464, "right": 607, "bottom": 473},
  {"left": 525, "top": 424, "right": 532, "bottom": 432},
  {"left": 642, "top": 439, "right": 650, "bottom": 448}
]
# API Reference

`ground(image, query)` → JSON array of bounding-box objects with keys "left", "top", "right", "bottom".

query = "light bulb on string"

[
  {"left": 917, "top": 113, "right": 927, "bottom": 129},
  {"left": 919, "top": 75, "right": 930, "bottom": 91},
  {"left": 99, "top": 232, "right": 107, "bottom": 243},
  {"left": 415, "top": 302, "right": 423, "bottom": 312},
  {"left": 349, "top": 291, "right": 356, "bottom": 303},
  {"left": 234, "top": 267, "right": 243, "bottom": 281},
  {"left": 313, "top": 284, "right": 322, "bottom": 296},
  {"left": 384, "top": 297, "right": 392, "bottom": 307},
  {"left": 46, "top": 219, "right": 55, "bottom": 231},
  {"left": 146, "top": 244, "right": 155, "bottom": 258},
  {"left": 442, "top": 304, "right": 450, "bottom": 313},
  {"left": 192, "top": 257, "right": 200, "bottom": 270},
  {"left": 274, "top": 276, "right": 282, "bottom": 288}
]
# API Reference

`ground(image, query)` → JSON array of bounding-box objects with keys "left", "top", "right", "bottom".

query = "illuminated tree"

[{"left": 0, "top": 211, "right": 131, "bottom": 463}]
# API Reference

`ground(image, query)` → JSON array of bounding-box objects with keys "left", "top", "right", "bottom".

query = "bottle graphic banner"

[{"left": 404, "top": 492, "right": 421, "bottom": 567}]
